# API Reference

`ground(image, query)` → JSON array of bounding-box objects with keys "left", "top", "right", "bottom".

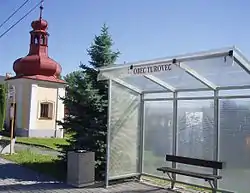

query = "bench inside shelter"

[{"left": 157, "top": 154, "right": 225, "bottom": 192}]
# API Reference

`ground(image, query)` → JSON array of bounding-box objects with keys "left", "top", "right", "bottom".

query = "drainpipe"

[{"left": 54, "top": 87, "right": 59, "bottom": 138}]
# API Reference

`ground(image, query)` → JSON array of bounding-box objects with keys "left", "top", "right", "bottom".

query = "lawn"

[
  {"left": 1, "top": 133, "right": 72, "bottom": 151},
  {"left": 15, "top": 137, "right": 69, "bottom": 151},
  {"left": 1, "top": 150, "right": 66, "bottom": 181},
  {"left": 0, "top": 133, "right": 73, "bottom": 181}
]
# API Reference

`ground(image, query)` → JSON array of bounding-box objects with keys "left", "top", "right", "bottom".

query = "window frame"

[{"left": 38, "top": 101, "right": 54, "bottom": 120}]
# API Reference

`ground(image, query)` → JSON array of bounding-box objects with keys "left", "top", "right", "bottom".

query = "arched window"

[
  {"left": 39, "top": 102, "right": 53, "bottom": 119},
  {"left": 41, "top": 35, "right": 46, "bottom": 45},
  {"left": 34, "top": 36, "right": 40, "bottom": 44}
]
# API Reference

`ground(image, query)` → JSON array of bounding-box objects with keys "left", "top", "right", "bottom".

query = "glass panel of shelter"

[
  {"left": 120, "top": 76, "right": 170, "bottom": 92},
  {"left": 117, "top": 62, "right": 213, "bottom": 92},
  {"left": 97, "top": 68, "right": 171, "bottom": 92},
  {"left": 102, "top": 48, "right": 250, "bottom": 192},
  {"left": 100, "top": 52, "right": 250, "bottom": 94},
  {"left": 104, "top": 58, "right": 229, "bottom": 92},
  {"left": 141, "top": 54, "right": 249, "bottom": 92},
  {"left": 185, "top": 56, "right": 250, "bottom": 88},
  {"left": 152, "top": 64, "right": 210, "bottom": 90}
]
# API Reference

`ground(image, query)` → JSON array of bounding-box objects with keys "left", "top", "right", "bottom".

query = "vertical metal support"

[
  {"left": 9, "top": 85, "right": 16, "bottom": 155},
  {"left": 54, "top": 87, "right": 59, "bottom": 138},
  {"left": 139, "top": 94, "right": 145, "bottom": 180},
  {"left": 171, "top": 92, "right": 178, "bottom": 188},
  {"left": 105, "top": 79, "right": 112, "bottom": 188},
  {"left": 213, "top": 90, "right": 219, "bottom": 192}
]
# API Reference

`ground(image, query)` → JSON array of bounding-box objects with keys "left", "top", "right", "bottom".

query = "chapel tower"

[{"left": 5, "top": 2, "right": 66, "bottom": 138}]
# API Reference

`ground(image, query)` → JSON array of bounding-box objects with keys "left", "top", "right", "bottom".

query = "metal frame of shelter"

[{"left": 97, "top": 46, "right": 250, "bottom": 193}]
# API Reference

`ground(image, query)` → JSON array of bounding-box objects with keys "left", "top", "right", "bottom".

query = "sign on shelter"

[{"left": 128, "top": 63, "right": 172, "bottom": 75}]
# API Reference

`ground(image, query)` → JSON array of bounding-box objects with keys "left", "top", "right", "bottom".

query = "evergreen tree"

[
  {"left": 0, "top": 84, "right": 6, "bottom": 130},
  {"left": 59, "top": 24, "right": 120, "bottom": 180}
]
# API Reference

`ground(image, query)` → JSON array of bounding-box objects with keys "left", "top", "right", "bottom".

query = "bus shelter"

[{"left": 97, "top": 47, "right": 250, "bottom": 193}]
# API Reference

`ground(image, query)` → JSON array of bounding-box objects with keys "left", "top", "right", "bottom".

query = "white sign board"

[
  {"left": 7, "top": 85, "right": 15, "bottom": 100},
  {"left": 10, "top": 106, "right": 15, "bottom": 119},
  {"left": 128, "top": 63, "right": 172, "bottom": 75},
  {"left": 8, "top": 91, "right": 14, "bottom": 98}
]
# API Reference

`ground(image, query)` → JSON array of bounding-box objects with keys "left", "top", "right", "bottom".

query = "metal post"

[
  {"left": 10, "top": 111, "right": 14, "bottom": 154},
  {"left": 54, "top": 87, "right": 59, "bottom": 138},
  {"left": 105, "top": 79, "right": 112, "bottom": 188},
  {"left": 139, "top": 93, "right": 145, "bottom": 180},
  {"left": 171, "top": 92, "right": 178, "bottom": 188},
  {"left": 9, "top": 86, "right": 16, "bottom": 155},
  {"left": 213, "top": 90, "right": 219, "bottom": 192}
]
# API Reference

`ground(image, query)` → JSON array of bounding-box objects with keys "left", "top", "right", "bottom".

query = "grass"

[
  {"left": 15, "top": 137, "right": 69, "bottom": 151},
  {"left": 1, "top": 133, "right": 72, "bottom": 151},
  {"left": 1, "top": 150, "right": 66, "bottom": 181}
]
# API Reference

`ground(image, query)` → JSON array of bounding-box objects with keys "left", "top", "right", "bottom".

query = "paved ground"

[{"left": 0, "top": 158, "right": 173, "bottom": 193}]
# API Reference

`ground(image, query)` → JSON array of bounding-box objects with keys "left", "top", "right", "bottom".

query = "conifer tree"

[{"left": 60, "top": 24, "right": 120, "bottom": 179}]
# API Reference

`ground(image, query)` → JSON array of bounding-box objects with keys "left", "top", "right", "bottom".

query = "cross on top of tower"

[
  {"left": 39, "top": 0, "right": 44, "bottom": 19},
  {"left": 31, "top": 0, "right": 47, "bottom": 31}
]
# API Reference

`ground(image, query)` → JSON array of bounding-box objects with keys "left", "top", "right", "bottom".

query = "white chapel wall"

[{"left": 35, "top": 85, "right": 57, "bottom": 130}]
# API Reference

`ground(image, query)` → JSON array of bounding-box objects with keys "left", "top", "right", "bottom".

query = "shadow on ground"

[
  {"left": 0, "top": 161, "right": 66, "bottom": 182},
  {"left": 0, "top": 161, "right": 173, "bottom": 192},
  {"left": 22, "top": 159, "right": 66, "bottom": 181},
  {"left": 0, "top": 182, "right": 169, "bottom": 193}
]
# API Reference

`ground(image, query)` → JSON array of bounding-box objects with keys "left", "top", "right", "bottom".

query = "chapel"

[{"left": 5, "top": 4, "right": 66, "bottom": 138}]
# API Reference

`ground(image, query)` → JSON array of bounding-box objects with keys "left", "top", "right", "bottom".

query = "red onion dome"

[
  {"left": 55, "top": 62, "right": 62, "bottom": 77},
  {"left": 31, "top": 19, "right": 48, "bottom": 31},
  {"left": 13, "top": 55, "right": 61, "bottom": 77}
]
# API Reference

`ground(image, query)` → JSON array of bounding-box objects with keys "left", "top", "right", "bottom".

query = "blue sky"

[{"left": 0, "top": 0, "right": 250, "bottom": 76}]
